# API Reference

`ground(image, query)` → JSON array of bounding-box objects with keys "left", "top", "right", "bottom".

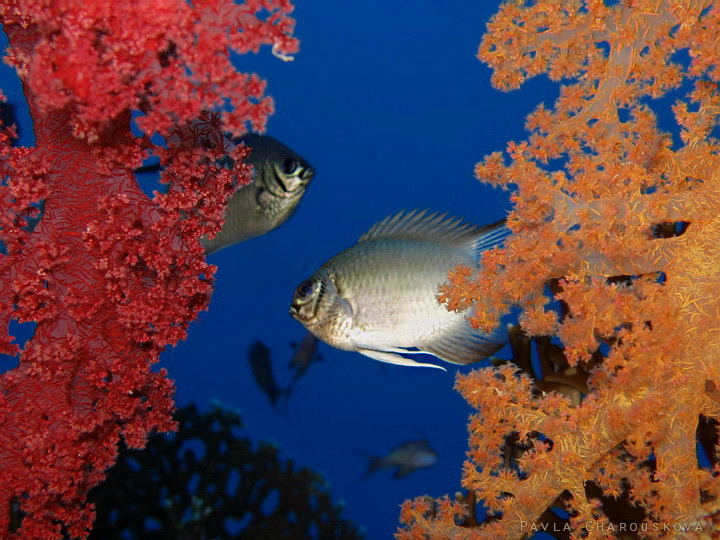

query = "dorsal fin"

[{"left": 358, "top": 209, "right": 509, "bottom": 257}]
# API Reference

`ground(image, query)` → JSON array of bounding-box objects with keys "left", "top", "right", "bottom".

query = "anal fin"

[{"left": 422, "top": 324, "right": 507, "bottom": 366}]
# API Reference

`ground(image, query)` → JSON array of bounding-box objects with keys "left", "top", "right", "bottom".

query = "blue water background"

[{"left": 173, "top": 3, "right": 531, "bottom": 537}]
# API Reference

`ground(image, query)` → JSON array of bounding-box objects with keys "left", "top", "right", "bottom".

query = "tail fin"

[
  {"left": 354, "top": 451, "right": 383, "bottom": 480},
  {"left": 275, "top": 386, "right": 293, "bottom": 418}
]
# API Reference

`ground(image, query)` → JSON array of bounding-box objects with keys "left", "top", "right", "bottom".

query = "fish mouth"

[
  {"left": 288, "top": 302, "right": 303, "bottom": 321},
  {"left": 289, "top": 299, "right": 319, "bottom": 327}
]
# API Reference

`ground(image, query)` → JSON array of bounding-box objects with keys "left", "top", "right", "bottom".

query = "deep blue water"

[
  {"left": 167, "top": 2, "right": 533, "bottom": 538},
  {"left": 0, "top": 2, "right": 561, "bottom": 538}
]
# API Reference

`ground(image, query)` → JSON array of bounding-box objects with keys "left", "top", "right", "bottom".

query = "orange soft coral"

[{"left": 399, "top": 1, "right": 720, "bottom": 537}]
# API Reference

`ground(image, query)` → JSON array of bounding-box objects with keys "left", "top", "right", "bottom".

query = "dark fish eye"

[
  {"left": 295, "top": 279, "right": 316, "bottom": 300},
  {"left": 281, "top": 157, "right": 301, "bottom": 175}
]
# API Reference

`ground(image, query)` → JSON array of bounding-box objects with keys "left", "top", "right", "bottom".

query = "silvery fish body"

[
  {"left": 365, "top": 439, "right": 438, "bottom": 479},
  {"left": 203, "top": 134, "right": 314, "bottom": 255},
  {"left": 289, "top": 210, "right": 508, "bottom": 368}
]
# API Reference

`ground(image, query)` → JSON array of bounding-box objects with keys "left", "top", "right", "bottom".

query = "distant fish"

[
  {"left": 288, "top": 332, "right": 322, "bottom": 387},
  {"left": 203, "top": 134, "right": 315, "bottom": 255},
  {"left": 364, "top": 439, "right": 438, "bottom": 479},
  {"left": 247, "top": 341, "right": 286, "bottom": 408},
  {"left": 289, "top": 210, "right": 508, "bottom": 369}
]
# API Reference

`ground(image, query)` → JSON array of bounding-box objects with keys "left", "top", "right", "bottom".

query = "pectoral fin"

[{"left": 256, "top": 187, "right": 275, "bottom": 208}]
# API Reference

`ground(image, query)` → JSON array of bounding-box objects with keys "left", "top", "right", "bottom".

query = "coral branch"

[
  {"left": 0, "top": 1, "right": 296, "bottom": 537},
  {"left": 400, "top": 0, "right": 720, "bottom": 537}
]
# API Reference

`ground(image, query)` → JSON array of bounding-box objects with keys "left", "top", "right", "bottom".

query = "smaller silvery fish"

[
  {"left": 289, "top": 210, "right": 508, "bottom": 369},
  {"left": 364, "top": 439, "right": 438, "bottom": 479},
  {"left": 203, "top": 134, "right": 315, "bottom": 255},
  {"left": 248, "top": 341, "right": 286, "bottom": 408}
]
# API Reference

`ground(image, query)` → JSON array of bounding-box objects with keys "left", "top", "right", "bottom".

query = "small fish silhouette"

[
  {"left": 287, "top": 332, "right": 322, "bottom": 389},
  {"left": 247, "top": 341, "right": 286, "bottom": 409},
  {"left": 363, "top": 439, "right": 438, "bottom": 479}
]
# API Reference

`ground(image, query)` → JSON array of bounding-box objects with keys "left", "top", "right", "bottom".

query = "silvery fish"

[
  {"left": 364, "top": 439, "right": 438, "bottom": 479},
  {"left": 289, "top": 210, "right": 508, "bottom": 369},
  {"left": 202, "top": 134, "right": 315, "bottom": 255}
]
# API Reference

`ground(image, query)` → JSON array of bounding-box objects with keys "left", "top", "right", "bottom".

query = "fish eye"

[
  {"left": 295, "top": 279, "right": 317, "bottom": 300},
  {"left": 281, "top": 157, "right": 301, "bottom": 175}
]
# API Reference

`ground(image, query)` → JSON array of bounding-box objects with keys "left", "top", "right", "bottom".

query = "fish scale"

[{"left": 326, "top": 238, "right": 471, "bottom": 344}]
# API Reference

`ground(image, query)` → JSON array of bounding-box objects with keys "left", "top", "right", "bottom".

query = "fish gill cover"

[{"left": 0, "top": 0, "right": 296, "bottom": 537}]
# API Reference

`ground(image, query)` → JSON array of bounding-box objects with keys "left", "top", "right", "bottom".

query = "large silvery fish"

[
  {"left": 202, "top": 134, "right": 315, "bottom": 255},
  {"left": 289, "top": 210, "right": 508, "bottom": 369}
]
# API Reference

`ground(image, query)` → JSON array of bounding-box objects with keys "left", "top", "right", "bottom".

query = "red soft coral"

[{"left": 0, "top": 1, "right": 296, "bottom": 537}]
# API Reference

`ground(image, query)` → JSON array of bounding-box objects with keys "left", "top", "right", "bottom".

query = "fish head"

[
  {"left": 289, "top": 270, "right": 354, "bottom": 349},
  {"left": 269, "top": 154, "right": 315, "bottom": 198},
  {"left": 238, "top": 134, "right": 314, "bottom": 200}
]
